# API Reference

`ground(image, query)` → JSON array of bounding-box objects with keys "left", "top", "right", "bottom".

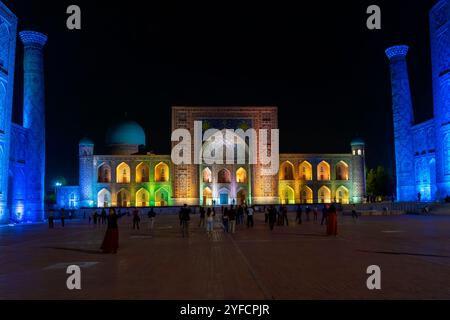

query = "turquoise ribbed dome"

[
  {"left": 351, "top": 137, "right": 365, "bottom": 146},
  {"left": 106, "top": 120, "right": 146, "bottom": 146},
  {"left": 79, "top": 137, "right": 94, "bottom": 145}
]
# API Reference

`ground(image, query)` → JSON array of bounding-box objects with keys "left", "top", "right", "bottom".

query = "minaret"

[
  {"left": 351, "top": 139, "right": 366, "bottom": 203},
  {"left": 19, "top": 31, "right": 47, "bottom": 221},
  {"left": 430, "top": 0, "right": 450, "bottom": 200},
  {"left": 386, "top": 45, "right": 416, "bottom": 201},
  {"left": 79, "top": 138, "right": 94, "bottom": 207}
]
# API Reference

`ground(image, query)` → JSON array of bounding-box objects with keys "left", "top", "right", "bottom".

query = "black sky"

[{"left": 5, "top": 0, "right": 437, "bottom": 188}]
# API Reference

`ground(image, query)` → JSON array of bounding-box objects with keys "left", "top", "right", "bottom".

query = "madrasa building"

[{"left": 56, "top": 106, "right": 367, "bottom": 209}]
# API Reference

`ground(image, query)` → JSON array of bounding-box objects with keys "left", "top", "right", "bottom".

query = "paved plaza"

[{"left": 0, "top": 211, "right": 449, "bottom": 299}]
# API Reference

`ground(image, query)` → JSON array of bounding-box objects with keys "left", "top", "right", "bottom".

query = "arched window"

[
  {"left": 299, "top": 161, "right": 312, "bottom": 180},
  {"left": 318, "top": 186, "right": 331, "bottom": 203},
  {"left": 136, "top": 188, "right": 150, "bottom": 207},
  {"left": 336, "top": 161, "right": 349, "bottom": 180},
  {"left": 98, "top": 163, "right": 111, "bottom": 183},
  {"left": 236, "top": 167, "right": 247, "bottom": 183},
  {"left": 116, "top": 162, "right": 130, "bottom": 183},
  {"left": 280, "top": 185, "right": 295, "bottom": 204},
  {"left": 155, "top": 187, "right": 169, "bottom": 206},
  {"left": 97, "top": 188, "right": 111, "bottom": 208},
  {"left": 336, "top": 186, "right": 349, "bottom": 204},
  {"left": 136, "top": 162, "right": 150, "bottom": 183},
  {"left": 279, "top": 161, "right": 294, "bottom": 180},
  {"left": 202, "top": 167, "right": 212, "bottom": 183},
  {"left": 117, "top": 189, "right": 130, "bottom": 207},
  {"left": 317, "top": 161, "right": 331, "bottom": 181},
  {"left": 218, "top": 169, "right": 231, "bottom": 183},
  {"left": 300, "top": 186, "right": 313, "bottom": 204},
  {"left": 155, "top": 162, "right": 169, "bottom": 182}
]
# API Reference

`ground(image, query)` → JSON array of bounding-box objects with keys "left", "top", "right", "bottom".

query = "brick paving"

[{"left": 0, "top": 212, "right": 449, "bottom": 299}]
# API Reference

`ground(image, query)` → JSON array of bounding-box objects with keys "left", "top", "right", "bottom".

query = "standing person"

[
  {"left": 147, "top": 207, "right": 156, "bottom": 236},
  {"left": 60, "top": 208, "right": 65, "bottom": 227},
  {"left": 222, "top": 207, "right": 229, "bottom": 233},
  {"left": 327, "top": 204, "right": 338, "bottom": 236},
  {"left": 180, "top": 204, "right": 191, "bottom": 237},
  {"left": 237, "top": 205, "right": 244, "bottom": 225},
  {"left": 198, "top": 206, "right": 206, "bottom": 228},
  {"left": 351, "top": 205, "right": 358, "bottom": 221},
  {"left": 101, "top": 208, "right": 121, "bottom": 254},
  {"left": 264, "top": 206, "right": 269, "bottom": 223},
  {"left": 321, "top": 205, "right": 328, "bottom": 226},
  {"left": 101, "top": 208, "right": 107, "bottom": 225},
  {"left": 296, "top": 205, "right": 302, "bottom": 224},
  {"left": 93, "top": 211, "right": 98, "bottom": 225},
  {"left": 48, "top": 209, "right": 55, "bottom": 229},
  {"left": 206, "top": 207, "right": 214, "bottom": 235},
  {"left": 282, "top": 205, "right": 289, "bottom": 226},
  {"left": 132, "top": 208, "right": 140, "bottom": 230},
  {"left": 313, "top": 206, "right": 318, "bottom": 222},
  {"left": 305, "top": 206, "right": 311, "bottom": 221},
  {"left": 247, "top": 205, "right": 254, "bottom": 228},
  {"left": 228, "top": 206, "right": 236, "bottom": 234},
  {"left": 268, "top": 206, "right": 277, "bottom": 231}
]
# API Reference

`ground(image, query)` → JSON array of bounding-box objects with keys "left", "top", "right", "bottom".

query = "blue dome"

[
  {"left": 79, "top": 137, "right": 94, "bottom": 145},
  {"left": 351, "top": 138, "right": 365, "bottom": 146},
  {"left": 106, "top": 120, "right": 146, "bottom": 146}
]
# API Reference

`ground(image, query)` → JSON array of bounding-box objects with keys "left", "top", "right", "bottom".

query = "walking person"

[
  {"left": 321, "top": 205, "right": 328, "bottom": 226},
  {"left": 48, "top": 209, "right": 55, "bottom": 229},
  {"left": 282, "top": 205, "right": 289, "bottom": 226},
  {"left": 326, "top": 204, "right": 338, "bottom": 236},
  {"left": 132, "top": 208, "right": 140, "bottom": 230},
  {"left": 206, "top": 207, "right": 214, "bottom": 235},
  {"left": 228, "top": 206, "right": 236, "bottom": 234},
  {"left": 101, "top": 208, "right": 121, "bottom": 254},
  {"left": 60, "top": 208, "right": 65, "bottom": 227},
  {"left": 268, "top": 205, "right": 277, "bottom": 231},
  {"left": 198, "top": 206, "right": 206, "bottom": 228},
  {"left": 147, "top": 207, "right": 156, "bottom": 236},
  {"left": 237, "top": 205, "right": 244, "bottom": 225},
  {"left": 247, "top": 205, "right": 254, "bottom": 228},
  {"left": 179, "top": 204, "right": 191, "bottom": 237},
  {"left": 296, "top": 205, "right": 302, "bottom": 224}
]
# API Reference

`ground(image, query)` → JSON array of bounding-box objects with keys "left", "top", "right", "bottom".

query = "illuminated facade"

[
  {"left": 386, "top": 0, "right": 449, "bottom": 201},
  {"left": 58, "top": 107, "right": 366, "bottom": 208},
  {"left": 0, "top": 1, "right": 47, "bottom": 223}
]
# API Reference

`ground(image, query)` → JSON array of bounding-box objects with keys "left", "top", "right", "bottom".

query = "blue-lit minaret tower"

[
  {"left": 430, "top": 0, "right": 450, "bottom": 199},
  {"left": 19, "top": 31, "right": 47, "bottom": 221},
  {"left": 386, "top": 45, "right": 416, "bottom": 201}
]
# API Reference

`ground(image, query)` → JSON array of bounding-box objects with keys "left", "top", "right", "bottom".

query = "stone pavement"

[{"left": 0, "top": 212, "right": 449, "bottom": 299}]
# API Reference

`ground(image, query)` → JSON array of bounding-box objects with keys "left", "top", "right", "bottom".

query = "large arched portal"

[
  {"left": 237, "top": 189, "right": 247, "bottom": 205},
  {"left": 202, "top": 187, "right": 213, "bottom": 206}
]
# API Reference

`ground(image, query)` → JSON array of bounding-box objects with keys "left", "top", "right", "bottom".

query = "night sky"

[{"left": 5, "top": 0, "right": 437, "bottom": 189}]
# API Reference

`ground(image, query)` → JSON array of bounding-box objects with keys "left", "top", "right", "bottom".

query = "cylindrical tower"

[
  {"left": 351, "top": 138, "right": 366, "bottom": 203},
  {"left": 386, "top": 45, "right": 416, "bottom": 202},
  {"left": 79, "top": 138, "right": 94, "bottom": 207},
  {"left": 19, "top": 31, "right": 47, "bottom": 221},
  {"left": 430, "top": 0, "right": 450, "bottom": 200}
]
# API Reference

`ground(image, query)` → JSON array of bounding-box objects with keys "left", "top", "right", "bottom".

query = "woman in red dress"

[
  {"left": 101, "top": 208, "right": 120, "bottom": 253},
  {"left": 326, "top": 204, "right": 338, "bottom": 236}
]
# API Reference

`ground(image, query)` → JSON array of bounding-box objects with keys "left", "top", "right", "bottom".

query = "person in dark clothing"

[
  {"left": 268, "top": 206, "right": 277, "bottom": 231},
  {"left": 296, "top": 206, "right": 302, "bottom": 224},
  {"left": 264, "top": 206, "right": 269, "bottom": 223},
  {"left": 60, "top": 208, "right": 65, "bottom": 227},
  {"left": 327, "top": 204, "right": 338, "bottom": 236},
  {"left": 198, "top": 206, "right": 206, "bottom": 228},
  {"left": 179, "top": 204, "right": 191, "bottom": 237},
  {"left": 246, "top": 206, "right": 254, "bottom": 228},
  {"left": 147, "top": 207, "right": 156, "bottom": 235},
  {"left": 321, "top": 205, "right": 328, "bottom": 225},
  {"left": 237, "top": 205, "right": 244, "bottom": 225},
  {"left": 101, "top": 208, "right": 107, "bottom": 225},
  {"left": 93, "top": 211, "right": 98, "bottom": 225},
  {"left": 313, "top": 207, "right": 318, "bottom": 222},
  {"left": 281, "top": 205, "right": 289, "bottom": 226},
  {"left": 228, "top": 206, "right": 236, "bottom": 233},
  {"left": 48, "top": 210, "right": 55, "bottom": 229},
  {"left": 305, "top": 206, "right": 311, "bottom": 221},
  {"left": 132, "top": 208, "right": 140, "bottom": 230},
  {"left": 101, "top": 208, "right": 123, "bottom": 253},
  {"left": 351, "top": 205, "right": 358, "bottom": 221},
  {"left": 222, "top": 207, "right": 229, "bottom": 233}
]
